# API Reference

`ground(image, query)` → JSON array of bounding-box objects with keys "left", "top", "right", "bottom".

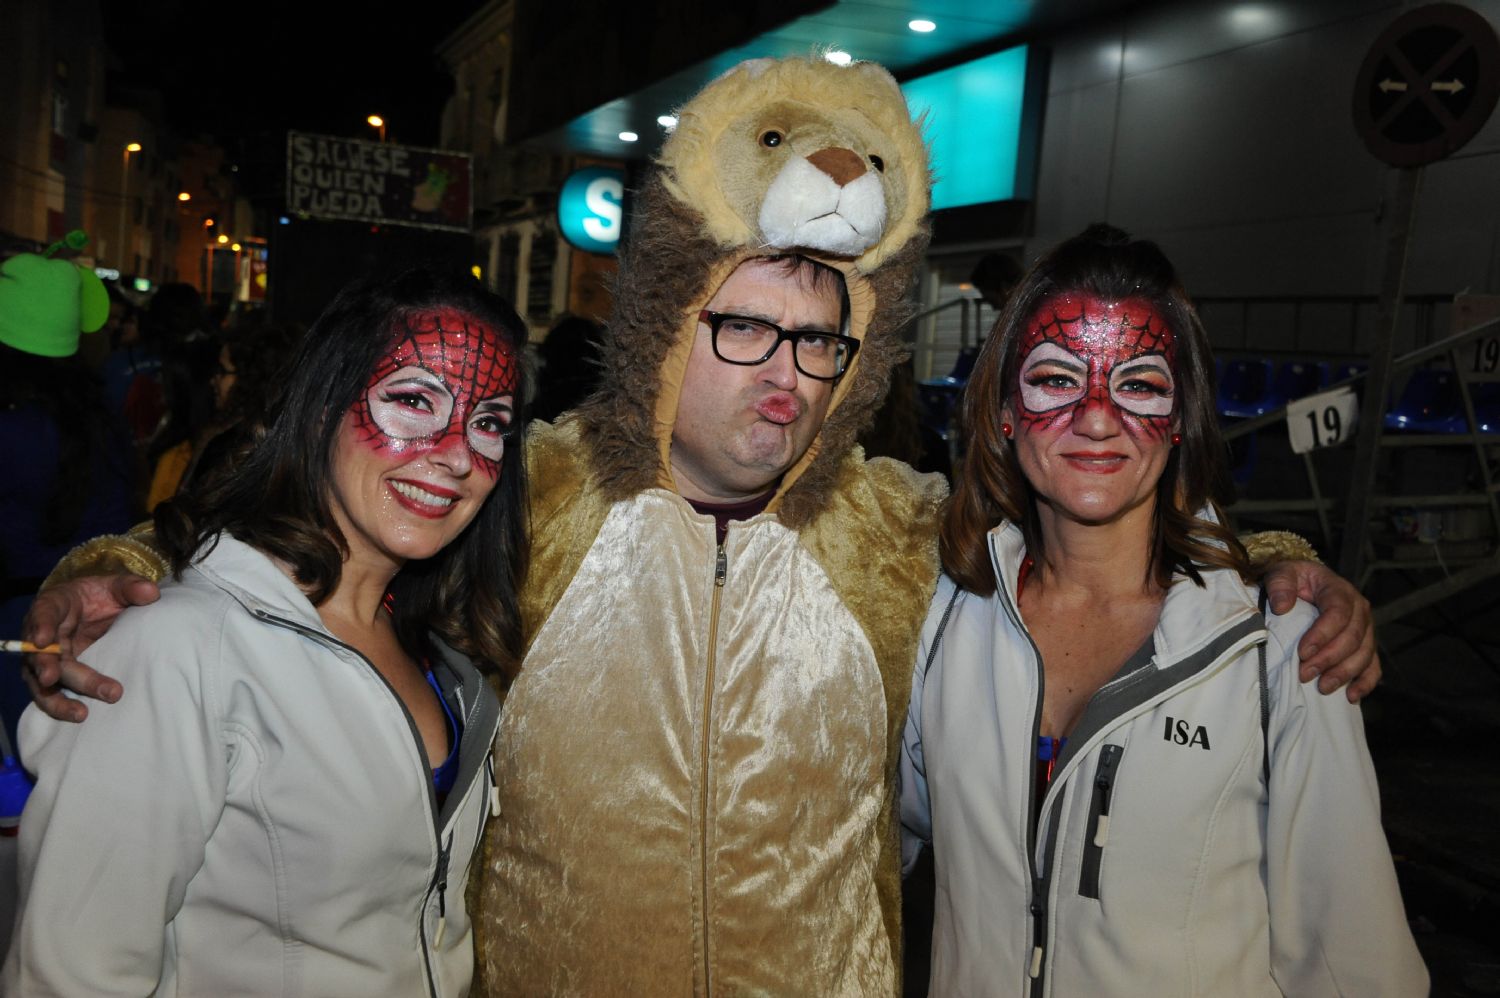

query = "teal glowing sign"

[
  {"left": 902, "top": 45, "right": 1030, "bottom": 211},
  {"left": 558, "top": 167, "right": 625, "bottom": 254}
]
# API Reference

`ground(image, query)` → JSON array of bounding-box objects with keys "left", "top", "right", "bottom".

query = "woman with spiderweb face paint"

[
  {"left": 898, "top": 226, "right": 1426, "bottom": 996},
  {"left": 1007, "top": 292, "right": 1179, "bottom": 532},
  {"left": 333, "top": 307, "right": 519, "bottom": 569},
  {"left": 5, "top": 269, "right": 530, "bottom": 996}
]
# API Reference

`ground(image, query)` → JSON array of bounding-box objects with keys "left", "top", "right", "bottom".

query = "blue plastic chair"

[
  {"left": 1218, "top": 359, "right": 1277, "bottom": 418},
  {"left": 1333, "top": 362, "right": 1368, "bottom": 386},
  {"left": 1471, "top": 381, "right": 1500, "bottom": 433},
  {"left": 1274, "top": 361, "right": 1329, "bottom": 404},
  {"left": 1383, "top": 369, "right": 1467, "bottom": 433}
]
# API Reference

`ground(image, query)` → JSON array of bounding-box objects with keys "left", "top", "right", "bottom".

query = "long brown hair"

[
  {"left": 154, "top": 268, "right": 530, "bottom": 677},
  {"left": 941, "top": 224, "right": 1247, "bottom": 596}
]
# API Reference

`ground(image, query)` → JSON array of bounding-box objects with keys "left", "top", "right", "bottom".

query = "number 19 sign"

[{"left": 1286, "top": 387, "right": 1360, "bottom": 455}]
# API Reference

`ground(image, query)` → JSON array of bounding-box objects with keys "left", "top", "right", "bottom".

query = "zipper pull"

[
  {"left": 432, "top": 834, "right": 452, "bottom": 948},
  {"left": 1093, "top": 745, "right": 1122, "bottom": 848},
  {"left": 714, "top": 545, "right": 727, "bottom": 587},
  {"left": 487, "top": 752, "right": 501, "bottom": 818},
  {"left": 1028, "top": 895, "right": 1047, "bottom": 978}
]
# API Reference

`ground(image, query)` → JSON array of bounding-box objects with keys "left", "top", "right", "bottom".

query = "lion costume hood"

[{"left": 578, "top": 55, "right": 932, "bottom": 524}]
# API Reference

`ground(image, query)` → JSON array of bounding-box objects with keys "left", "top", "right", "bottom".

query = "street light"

[
  {"left": 177, "top": 192, "right": 192, "bottom": 202},
  {"left": 367, "top": 114, "right": 387, "bottom": 142},
  {"left": 119, "top": 142, "right": 142, "bottom": 269}
]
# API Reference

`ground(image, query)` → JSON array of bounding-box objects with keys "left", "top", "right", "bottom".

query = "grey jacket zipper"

[{"left": 1078, "top": 744, "right": 1124, "bottom": 900}]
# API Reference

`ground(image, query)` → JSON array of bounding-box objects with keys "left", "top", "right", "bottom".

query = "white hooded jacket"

[
  {"left": 900, "top": 520, "right": 1427, "bottom": 997},
  {"left": 4, "top": 534, "right": 501, "bottom": 997}
]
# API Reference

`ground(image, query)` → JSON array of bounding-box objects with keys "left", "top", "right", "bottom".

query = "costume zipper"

[
  {"left": 1078, "top": 744, "right": 1123, "bottom": 899},
  {"left": 251, "top": 608, "right": 445, "bottom": 997},
  {"left": 699, "top": 542, "right": 727, "bottom": 996}
]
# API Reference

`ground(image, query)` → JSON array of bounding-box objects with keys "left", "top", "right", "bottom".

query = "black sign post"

[
  {"left": 1351, "top": 2, "right": 1500, "bottom": 168},
  {"left": 1339, "top": 4, "right": 1500, "bottom": 581}
]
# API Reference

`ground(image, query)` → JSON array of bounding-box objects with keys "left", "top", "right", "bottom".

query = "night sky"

[{"left": 102, "top": 0, "right": 481, "bottom": 202}]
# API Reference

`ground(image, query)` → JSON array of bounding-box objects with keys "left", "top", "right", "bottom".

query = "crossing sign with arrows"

[{"left": 1352, "top": 3, "right": 1500, "bottom": 167}]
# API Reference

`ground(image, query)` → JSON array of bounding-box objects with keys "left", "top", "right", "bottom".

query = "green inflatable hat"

[{"left": 0, "top": 230, "right": 110, "bottom": 358}]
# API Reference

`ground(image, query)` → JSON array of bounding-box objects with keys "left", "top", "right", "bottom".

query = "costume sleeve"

[
  {"left": 2, "top": 596, "right": 229, "bottom": 995},
  {"left": 1240, "top": 529, "right": 1320, "bottom": 568},
  {"left": 900, "top": 577, "right": 957, "bottom": 875},
  {"left": 40, "top": 521, "right": 170, "bottom": 590},
  {"left": 1262, "top": 601, "right": 1428, "bottom": 997}
]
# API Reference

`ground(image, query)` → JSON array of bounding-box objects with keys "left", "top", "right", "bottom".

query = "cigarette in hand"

[{"left": 1, "top": 641, "right": 61, "bottom": 654}]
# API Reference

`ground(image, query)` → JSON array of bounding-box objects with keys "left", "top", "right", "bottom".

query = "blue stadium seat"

[
  {"left": 1471, "top": 381, "right": 1500, "bottom": 434},
  {"left": 1274, "top": 360, "right": 1329, "bottom": 404},
  {"left": 1218, "top": 359, "right": 1276, "bottom": 418},
  {"left": 1384, "top": 369, "right": 1467, "bottom": 433},
  {"left": 1333, "top": 362, "right": 1368, "bottom": 385}
]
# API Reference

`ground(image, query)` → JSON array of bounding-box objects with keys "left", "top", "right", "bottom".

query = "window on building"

[
  {"left": 496, "top": 233, "right": 520, "bottom": 303},
  {"left": 526, "top": 233, "right": 555, "bottom": 320}
]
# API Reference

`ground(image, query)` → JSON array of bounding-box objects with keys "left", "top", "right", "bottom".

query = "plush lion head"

[{"left": 660, "top": 57, "right": 929, "bottom": 273}]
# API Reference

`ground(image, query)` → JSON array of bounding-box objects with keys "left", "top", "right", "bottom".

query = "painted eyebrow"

[
  {"left": 473, "top": 396, "right": 515, "bottom": 411},
  {"left": 382, "top": 373, "right": 453, "bottom": 393},
  {"left": 1024, "top": 355, "right": 1086, "bottom": 373},
  {"left": 1113, "top": 357, "right": 1173, "bottom": 378}
]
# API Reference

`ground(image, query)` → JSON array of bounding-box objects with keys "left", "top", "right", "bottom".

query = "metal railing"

[{"left": 1222, "top": 312, "right": 1500, "bottom": 625}]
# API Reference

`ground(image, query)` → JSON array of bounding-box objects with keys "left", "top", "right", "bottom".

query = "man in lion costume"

[{"left": 477, "top": 56, "right": 942, "bottom": 994}]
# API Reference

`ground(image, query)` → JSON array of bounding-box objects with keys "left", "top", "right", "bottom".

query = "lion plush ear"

[{"left": 659, "top": 57, "right": 930, "bottom": 272}]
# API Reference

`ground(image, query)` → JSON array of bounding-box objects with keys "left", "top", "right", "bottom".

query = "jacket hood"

[{"left": 578, "top": 56, "right": 932, "bottom": 528}]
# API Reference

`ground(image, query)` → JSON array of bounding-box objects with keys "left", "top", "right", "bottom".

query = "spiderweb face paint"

[
  {"left": 350, "top": 308, "right": 518, "bottom": 480},
  {"left": 1013, "top": 293, "right": 1177, "bottom": 442}
]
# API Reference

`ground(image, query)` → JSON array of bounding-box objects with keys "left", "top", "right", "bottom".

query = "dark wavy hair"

[
  {"left": 154, "top": 268, "right": 530, "bottom": 677},
  {"left": 941, "top": 224, "right": 1247, "bottom": 596}
]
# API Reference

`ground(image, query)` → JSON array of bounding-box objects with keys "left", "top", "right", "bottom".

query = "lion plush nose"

[
  {"left": 806, "top": 147, "right": 867, "bottom": 187},
  {"left": 758, "top": 141, "right": 888, "bottom": 257}
]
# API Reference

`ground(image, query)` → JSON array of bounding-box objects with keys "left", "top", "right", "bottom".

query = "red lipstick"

[{"left": 387, "top": 479, "right": 460, "bottom": 518}]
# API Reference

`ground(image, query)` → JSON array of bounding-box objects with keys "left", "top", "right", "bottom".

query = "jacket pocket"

[{"left": 1078, "top": 743, "right": 1124, "bottom": 900}]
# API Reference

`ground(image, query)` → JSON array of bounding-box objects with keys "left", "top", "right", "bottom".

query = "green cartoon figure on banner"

[{"left": 411, "top": 163, "right": 451, "bottom": 213}]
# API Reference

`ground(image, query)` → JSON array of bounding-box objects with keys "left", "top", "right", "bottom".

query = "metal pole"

[
  {"left": 117, "top": 147, "right": 132, "bottom": 269},
  {"left": 1337, "top": 165, "right": 1423, "bottom": 579}
]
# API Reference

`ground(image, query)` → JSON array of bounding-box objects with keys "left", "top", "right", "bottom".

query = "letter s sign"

[{"left": 559, "top": 167, "right": 625, "bottom": 255}]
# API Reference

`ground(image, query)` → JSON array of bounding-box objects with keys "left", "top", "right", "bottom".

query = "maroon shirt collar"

[{"left": 684, "top": 490, "right": 775, "bottom": 545}]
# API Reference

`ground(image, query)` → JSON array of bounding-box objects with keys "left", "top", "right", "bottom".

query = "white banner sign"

[{"left": 1286, "top": 387, "right": 1360, "bottom": 454}]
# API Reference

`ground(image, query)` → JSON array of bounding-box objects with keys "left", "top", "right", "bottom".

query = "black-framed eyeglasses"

[{"left": 697, "top": 310, "right": 860, "bottom": 382}]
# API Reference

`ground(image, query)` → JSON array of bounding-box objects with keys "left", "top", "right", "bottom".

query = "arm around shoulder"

[{"left": 39, "top": 521, "right": 169, "bottom": 591}]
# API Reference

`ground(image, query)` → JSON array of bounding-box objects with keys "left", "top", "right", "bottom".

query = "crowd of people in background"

[{"left": 1, "top": 274, "right": 298, "bottom": 744}]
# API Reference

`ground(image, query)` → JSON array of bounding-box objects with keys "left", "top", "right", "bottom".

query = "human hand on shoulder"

[
  {"left": 21, "top": 575, "right": 160, "bottom": 721},
  {"left": 1261, "top": 560, "right": 1379, "bottom": 703}
]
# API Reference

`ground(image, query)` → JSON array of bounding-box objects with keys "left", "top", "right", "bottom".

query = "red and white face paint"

[
  {"left": 329, "top": 309, "right": 518, "bottom": 570},
  {"left": 350, "top": 308, "right": 519, "bottom": 481},
  {"left": 1014, "top": 293, "right": 1177, "bottom": 443}
]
